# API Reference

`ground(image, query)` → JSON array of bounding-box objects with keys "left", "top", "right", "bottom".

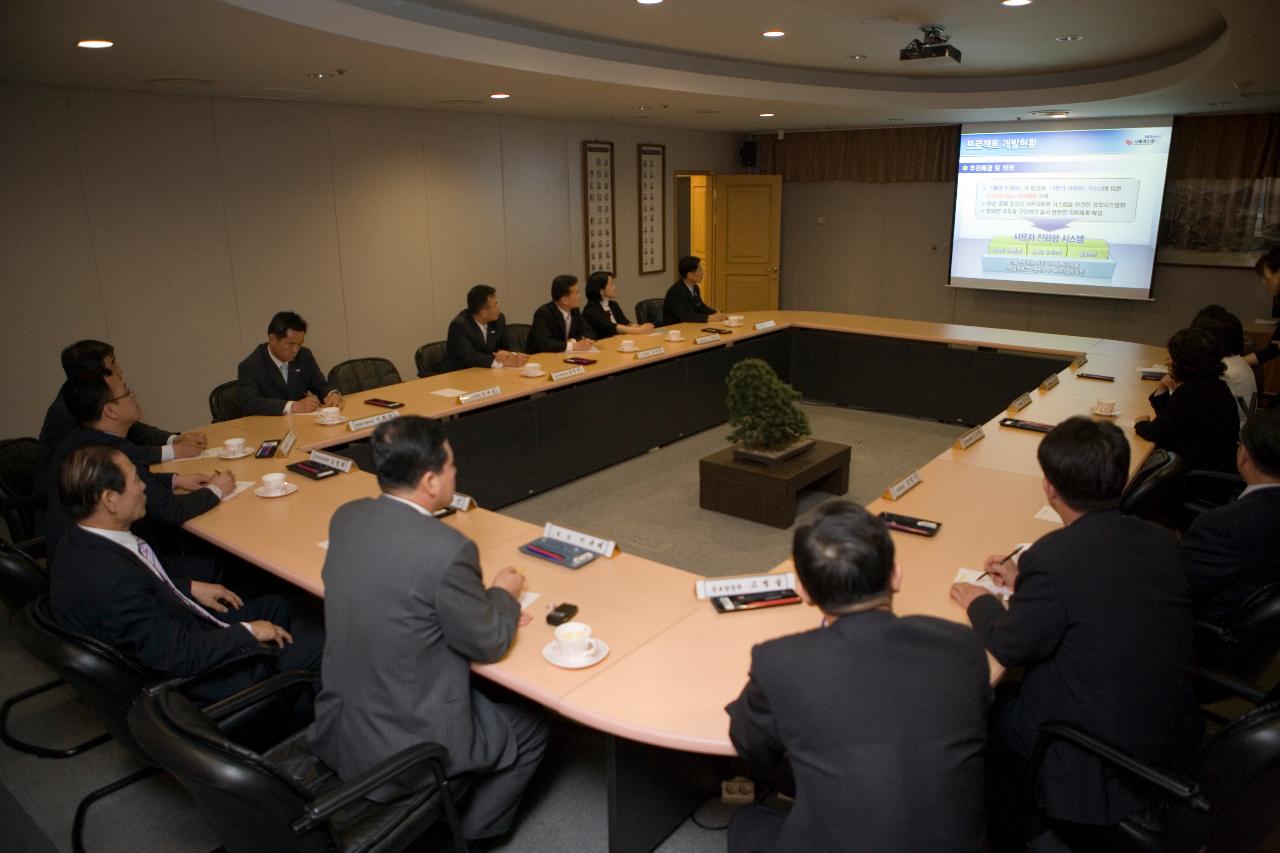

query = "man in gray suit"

[{"left": 308, "top": 416, "right": 548, "bottom": 842}]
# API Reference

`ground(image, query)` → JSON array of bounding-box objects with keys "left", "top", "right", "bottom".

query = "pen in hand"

[{"left": 977, "top": 544, "right": 1024, "bottom": 581}]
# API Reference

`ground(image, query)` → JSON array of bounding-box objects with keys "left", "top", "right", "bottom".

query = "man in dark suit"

[
  {"left": 663, "top": 255, "right": 725, "bottom": 324},
  {"left": 42, "top": 372, "right": 233, "bottom": 561},
  {"left": 726, "top": 501, "right": 990, "bottom": 853},
  {"left": 50, "top": 444, "right": 320, "bottom": 703},
  {"left": 1182, "top": 406, "right": 1280, "bottom": 621},
  {"left": 39, "top": 339, "right": 206, "bottom": 467},
  {"left": 309, "top": 416, "right": 547, "bottom": 842},
  {"left": 951, "top": 417, "right": 1200, "bottom": 846},
  {"left": 443, "top": 284, "right": 528, "bottom": 372},
  {"left": 236, "top": 311, "right": 341, "bottom": 415},
  {"left": 527, "top": 274, "right": 594, "bottom": 354}
]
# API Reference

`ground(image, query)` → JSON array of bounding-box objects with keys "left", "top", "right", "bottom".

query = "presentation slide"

[{"left": 948, "top": 118, "right": 1172, "bottom": 301}]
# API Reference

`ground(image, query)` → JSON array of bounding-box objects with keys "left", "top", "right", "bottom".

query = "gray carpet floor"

[{"left": 0, "top": 404, "right": 962, "bottom": 853}]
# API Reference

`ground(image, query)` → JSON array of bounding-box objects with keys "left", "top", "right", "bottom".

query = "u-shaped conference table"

[{"left": 154, "top": 311, "right": 1165, "bottom": 852}]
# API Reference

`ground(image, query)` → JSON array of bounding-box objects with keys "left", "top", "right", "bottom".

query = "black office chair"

[
  {"left": 128, "top": 671, "right": 469, "bottom": 853},
  {"left": 1119, "top": 449, "right": 1185, "bottom": 525},
  {"left": 0, "top": 436, "right": 44, "bottom": 552},
  {"left": 1027, "top": 705, "right": 1280, "bottom": 853},
  {"left": 1175, "top": 469, "right": 1246, "bottom": 530},
  {"left": 1195, "top": 582, "right": 1280, "bottom": 690},
  {"left": 635, "top": 298, "right": 664, "bottom": 327},
  {"left": 209, "top": 380, "right": 243, "bottom": 422},
  {"left": 506, "top": 323, "right": 532, "bottom": 354},
  {"left": 328, "top": 357, "right": 402, "bottom": 395},
  {"left": 414, "top": 341, "right": 448, "bottom": 378}
]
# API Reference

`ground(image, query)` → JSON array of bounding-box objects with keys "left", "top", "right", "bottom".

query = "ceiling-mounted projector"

[{"left": 900, "top": 25, "right": 961, "bottom": 63}]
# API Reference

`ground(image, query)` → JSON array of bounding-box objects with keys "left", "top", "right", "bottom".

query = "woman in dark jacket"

[
  {"left": 1134, "top": 327, "right": 1240, "bottom": 472},
  {"left": 582, "top": 271, "right": 654, "bottom": 340}
]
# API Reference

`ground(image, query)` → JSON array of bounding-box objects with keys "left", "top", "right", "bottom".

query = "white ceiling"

[{"left": 1, "top": 0, "right": 1277, "bottom": 132}]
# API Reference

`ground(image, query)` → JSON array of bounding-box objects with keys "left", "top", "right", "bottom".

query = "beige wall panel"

[
  {"left": 70, "top": 90, "right": 243, "bottom": 431},
  {"left": 212, "top": 99, "right": 349, "bottom": 376},
  {"left": 327, "top": 104, "right": 432, "bottom": 380},
  {"left": 500, "top": 116, "right": 572, "bottom": 325},
  {"left": 420, "top": 110, "right": 506, "bottom": 340},
  {"left": 1025, "top": 293, "right": 1118, "bottom": 340},
  {"left": 0, "top": 84, "right": 108, "bottom": 435},
  {"left": 876, "top": 182, "right": 956, "bottom": 323}
]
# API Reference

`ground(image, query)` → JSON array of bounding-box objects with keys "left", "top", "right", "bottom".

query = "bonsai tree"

[{"left": 725, "top": 358, "right": 812, "bottom": 451}]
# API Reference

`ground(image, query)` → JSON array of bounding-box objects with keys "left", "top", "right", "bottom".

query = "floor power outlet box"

[{"left": 721, "top": 776, "right": 755, "bottom": 805}]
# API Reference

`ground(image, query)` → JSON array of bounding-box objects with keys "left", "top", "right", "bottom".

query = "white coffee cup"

[
  {"left": 618, "top": 340, "right": 637, "bottom": 352},
  {"left": 261, "top": 472, "right": 287, "bottom": 495},
  {"left": 222, "top": 437, "right": 245, "bottom": 457},
  {"left": 522, "top": 362, "right": 543, "bottom": 376},
  {"left": 665, "top": 330, "right": 683, "bottom": 342},
  {"left": 1095, "top": 399, "right": 1116, "bottom": 415},
  {"left": 728, "top": 315, "right": 744, "bottom": 322},
  {"left": 725, "top": 319, "right": 744, "bottom": 327},
  {"left": 554, "top": 621, "right": 593, "bottom": 659},
  {"left": 318, "top": 406, "right": 340, "bottom": 423}
]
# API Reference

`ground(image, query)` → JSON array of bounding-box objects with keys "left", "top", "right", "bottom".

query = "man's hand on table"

[
  {"left": 949, "top": 583, "right": 991, "bottom": 611},
  {"left": 492, "top": 567, "right": 533, "bottom": 625},
  {"left": 323, "top": 390, "right": 343, "bottom": 408},
  {"left": 292, "top": 394, "right": 320, "bottom": 413},
  {"left": 172, "top": 431, "right": 207, "bottom": 458},
  {"left": 172, "top": 472, "right": 210, "bottom": 492}
]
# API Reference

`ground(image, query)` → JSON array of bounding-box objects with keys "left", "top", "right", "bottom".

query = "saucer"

[
  {"left": 254, "top": 482, "right": 298, "bottom": 498},
  {"left": 541, "top": 638, "right": 610, "bottom": 670},
  {"left": 617, "top": 347, "right": 638, "bottom": 353},
  {"left": 664, "top": 337, "right": 685, "bottom": 343},
  {"left": 724, "top": 320, "right": 744, "bottom": 327},
  {"left": 217, "top": 447, "right": 255, "bottom": 459},
  {"left": 520, "top": 370, "right": 547, "bottom": 378},
  {"left": 1090, "top": 406, "right": 1120, "bottom": 418},
  {"left": 317, "top": 415, "right": 349, "bottom": 425}
]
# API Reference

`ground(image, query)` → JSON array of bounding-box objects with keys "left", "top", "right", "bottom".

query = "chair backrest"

[
  {"left": 209, "top": 380, "right": 242, "bottom": 422},
  {"left": 506, "top": 323, "right": 532, "bottom": 354},
  {"left": 1119, "top": 449, "right": 1186, "bottom": 519},
  {"left": 1185, "top": 701, "right": 1280, "bottom": 852},
  {"left": 13, "top": 597, "right": 153, "bottom": 757},
  {"left": 0, "top": 437, "right": 42, "bottom": 543},
  {"left": 414, "top": 341, "right": 448, "bottom": 378},
  {"left": 328, "top": 357, "right": 402, "bottom": 395},
  {"left": 128, "top": 683, "right": 337, "bottom": 853},
  {"left": 635, "top": 298, "right": 664, "bottom": 327},
  {"left": 0, "top": 540, "right": 48, "bottom": 618}
]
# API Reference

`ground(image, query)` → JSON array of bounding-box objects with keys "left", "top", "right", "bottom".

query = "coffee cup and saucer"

[
  {"left": 1090, "top": 399, "right": 1119, "bottom": 418},
  {"left": 617, "top": 340, "right": 637, "bottom": 353},
  {"left": 254, "top": 472, "right": 297, "bottom": 498},
  {"left": 541, "top": 621, "right": 610, "bottom": 669},
  {"left": 664, "top": 330, "right": 685, "bottom": 343},
  {"left": 521, "top": 362, "right": 546, "bottom": 378},
  {"left": 218, "top": 437, "right": 255, "bottom": 459},
  {"left": 316, "top": 406, "right": 347, "bottom": 425},
  {"left": 725, "top": 315, "right": 745, "bottom": 327}
]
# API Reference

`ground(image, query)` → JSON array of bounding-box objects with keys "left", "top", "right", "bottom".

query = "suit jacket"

[
  {"left": 582, "top": 299, "right": 632, "bottom": 340},
  {"left": 236, "top": 343, "right": 334, "bottom": 416},
  {"left": 527, "top": 301, "right": 588, "bottom": 354},
  {"left": 663, "top": 279, "right": 717, "bottom": 324},
  {"left": 41, "top": 428, "right": 220, "bottom": 561},
  {"left": 726, "top": 611, "right": 989, "bottom": 852},
  {"left": 308, "top": 496, "right": 522, "bottom": 799},
  {"left": 38, "top": 383, "right": 172, "bottom": 469},
  {"left": 967, "top": 509, "right": 1201, "bottom": 825},
  {"left": 1181, "top": 485, "right": 1280, "bottom": 621},
  {"left": 1134, "top": 378, "right": 1239, "bottom": 473},
  {"left": 443, "top": 310, "right": 515, "bottom": 371},
  {"left": 50, "top": 525, "right": 258, "bottom": 678}
]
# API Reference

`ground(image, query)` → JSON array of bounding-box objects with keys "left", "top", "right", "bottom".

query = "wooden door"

[{"left": 711, "top": 174, "right": 781, "bottom": 312}]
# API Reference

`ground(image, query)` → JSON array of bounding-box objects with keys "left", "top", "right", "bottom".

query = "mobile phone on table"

[
  {"left": 1077, "top": 372, "right": 1115, "bottom": 382},
  {"left": 365, "top": 398, "right": 404, "bottom": 408},
  {"left": 255, "top": 440, "right": 280, "bottom": 459},
  {"left": 999, "top": 417, "right": 1054, "bottom": 434},
  {"left": 563, "top": 357, "right": 597, "bottom": 365}
]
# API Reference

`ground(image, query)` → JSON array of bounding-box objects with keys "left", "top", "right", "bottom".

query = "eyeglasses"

[{"left": 107, "top": 387, "right": 135, "bottom": 403}]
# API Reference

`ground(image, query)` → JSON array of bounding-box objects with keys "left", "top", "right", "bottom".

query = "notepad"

[
  {"left": 954, "top": 568, "right": 1012, "bottom": 601},
  {"left": 221, "top": 481, "right": 256, "bottom": 501},
  {"left": 1034, "top": 505, "right": 1063, "bottom": 524},
  {"left": 432, "top": 387, "right": 468, "bottom": 397}
]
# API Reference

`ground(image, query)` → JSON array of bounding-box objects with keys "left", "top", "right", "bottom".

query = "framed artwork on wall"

[
  {"left": 582, "top": 141, "right": 616, "bottom": 275},
  {"left": 638, "top": 143, "right": 666, "bottom": 275}
]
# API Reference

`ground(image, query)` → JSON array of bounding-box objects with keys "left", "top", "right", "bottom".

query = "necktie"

[
  {"left": 564, "top": 313, "right": 571, "bottom": 339},
  {"left": 280, "top": 363, "right": 289, "bottom": 386},
  {"left": 136, "top": 538, "right": 230, "bottom": 628}
]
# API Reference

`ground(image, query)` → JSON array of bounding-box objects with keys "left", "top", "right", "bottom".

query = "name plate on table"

[
  {"left": 753, "top": 319, "right": 777, "bottom": 331},
  {"left": 1039, "top": 373, "right": 1060, "bottom": 393},
  {"left": 348, "top": 410, "right": 400, "bottom": 431},
  {"left": 309, "top": 450, "right": 353, "bottom": 473},
  {"left": 695, "top": 572, "right": 797, "bottom": 600},
  {"left": 279, "top": 431, "right": 297, "bottom": 457},
  {"left": 1070, "top": 353, "right": 1088, "bottom": 370},
  {"left": 634, "top": 346, "right": 666, "bottom": 361},
  {"left": 1007, "top": 393, "right": 1032, "bottom": 414},
  {"left": 953, "top": 426, "right": 985, "bottom": 450},
  {"left": 694, "top": 333, "right": 721, "bottom": 345},
  {"left": 544, "top": 522, "right": 616, "bottom": 557},
  {"left": 883, "top": 469, "right": 923, "bottom": 501},
  {"left": 550, "top": 366, "right": 586, "bottom": 382},
  {"left": 450, "top": 492, "right": 475, "bottom": 511},
  {"left": 458, "top": 386, "right": 501, "bottom": 405}
]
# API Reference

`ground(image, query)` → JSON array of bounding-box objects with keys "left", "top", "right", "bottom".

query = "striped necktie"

[{"left": 136, "top": 538, "right": 230, "bottom": 628}]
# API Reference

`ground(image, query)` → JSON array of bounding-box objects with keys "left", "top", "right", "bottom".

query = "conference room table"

[{"left": 154, "top": 310, "right": 1166, "bottom": 852}]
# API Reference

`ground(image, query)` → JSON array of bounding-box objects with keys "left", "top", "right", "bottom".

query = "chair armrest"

[
  {"left": 1192, "top": 666, "right": 1265, "bottom": 705},
  {"left": 1032, "top": 721, "right": 1208, "bottom": 812},
  {"left": 1194, "top": 617, "right": 1236, "bottom": 645},
  {"left": 142, "top": 649, "right": 276, "bottom": 701},
  {"left": 292, "top": 741, "right": 451, "bottom": 834},
  {"left": 201, "top": 669, "right": 319, "bottom": 723}
]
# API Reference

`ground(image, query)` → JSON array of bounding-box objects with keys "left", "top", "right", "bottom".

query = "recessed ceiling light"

[
  {"left": 848, "top": 54, "right": 867, "bottom": 60},
  {"left": 1027, "top": 110, "right": 1071, "bottom": 118},
  {"left": 633, "top": 106, "right": 650, "bottom": 111},
  {"left": 636, "top": 0, "right": 663, "bottom": 4},
  {"left": 489, "top": 92, "right": 511, "bottom": 100},
  {"left": 1055, "top": 34, "right": 1083, "bottom": 42},
  {"left": 1001, "top": 0, "right": 1032, "bottom": 6},
  {"left": 762, "top": 30, "right": 785, "bottom": 38},
  {"left": 306, "top": 72, "right": 332, "bottom": 79},
  {"left": 759, "top": 113, "right": 775, "bottom": 118},
  {"left": 77, "top": 39, "right": 114, "bottom": 49}
]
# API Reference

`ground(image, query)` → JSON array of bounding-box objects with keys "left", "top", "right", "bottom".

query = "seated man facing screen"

[
  {"left": 950, "top": 417, "right": 1200, "bottom": 849},
  {"left": 527, "top": 274, "right": 594, "bottom": 354},
  {"left": 1181, "top": 406, "right": 1280, "bottom": 622},
  {"left": 309, "top": 416, "right": 547, "bottom": 843},
  {"left": 663, "top": 255, "right": 725, "bottom": 324},
  {"left": 726, "top": 500, "right": 989, "bottom": 853},
  {"left": 236, "top": 310, "right": 341, "bottom": 415},
  {"left": 50, "top": 445, "right": 321, "bottom": 703},
  {"left": 443, "top": 284, "right": 527, "bottom": 372}
]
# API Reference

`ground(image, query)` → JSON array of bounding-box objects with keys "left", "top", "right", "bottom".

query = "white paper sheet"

[{"left": 954, "top": 567, "right": 1012, "bottom": 601}]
